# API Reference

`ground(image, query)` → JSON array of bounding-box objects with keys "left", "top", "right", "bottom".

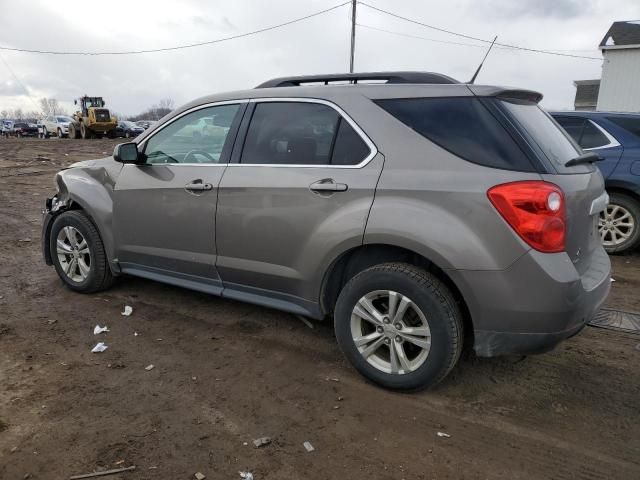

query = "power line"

[
  {"left": 357, "top": 23, "right": 600, "bottom": 55},
  {"left": 358, "top": 1, "right": 602, "bottom": 61},
  {"left": 0, "top": 2, "right": 350, "bottom": 56},
  {"left": 358, "top": 23, "right": 503, "bottom": 49},
  {"left": 0, "top": 51, "right": 42, "bottom": 113}
]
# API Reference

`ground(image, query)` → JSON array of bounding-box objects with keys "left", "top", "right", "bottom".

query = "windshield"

[
  {"left": 57, "top": 116, "right": 73, "bottom": 123},
  {"left": 500, "top": 100, "right": 589, "bottom": 173},
  {"left": 84, "top": 98, "right": 104, "bottom": 108},
  {"left": 122, "top": 121, "right": 136, "bottom": 127}
]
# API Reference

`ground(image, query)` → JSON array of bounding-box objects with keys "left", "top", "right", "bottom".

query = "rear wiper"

[{"left": 565, "top": 152, "right": 602, "bottom": 167}]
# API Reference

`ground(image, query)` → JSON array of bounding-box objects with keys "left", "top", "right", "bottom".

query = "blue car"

[{"left": 551, "top": 111, "right": 640, "bottom": 253}]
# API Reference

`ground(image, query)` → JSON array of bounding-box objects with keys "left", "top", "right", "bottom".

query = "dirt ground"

[{"left": 0, "top": 137, "right": 638, "bottom": 480}]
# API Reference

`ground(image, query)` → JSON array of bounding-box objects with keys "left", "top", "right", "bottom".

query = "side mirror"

[{"left": 113, "top": 142, "right": 140, "bottom": 164}]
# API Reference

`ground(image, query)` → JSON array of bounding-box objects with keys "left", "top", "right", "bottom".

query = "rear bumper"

[{"left": 449, "top": 247, "right": 611, "bottom": 357}]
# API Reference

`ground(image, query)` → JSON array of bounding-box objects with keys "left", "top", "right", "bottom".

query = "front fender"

[{"left": 48, "top": 158, "right": 123, "bottom": 271}]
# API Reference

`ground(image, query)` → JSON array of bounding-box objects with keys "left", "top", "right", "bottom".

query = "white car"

[
  {"left": 1, "top": 120, "right": 13, "bottom": 137},
  {"left": 41, "top": 115, "right": 74, "bottom": 138}
]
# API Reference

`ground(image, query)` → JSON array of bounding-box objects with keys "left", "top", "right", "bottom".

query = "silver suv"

[{"left": 42, "top": 72, "right": 611, "bottom": 390}]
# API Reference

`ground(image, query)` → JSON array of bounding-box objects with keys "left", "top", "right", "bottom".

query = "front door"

[
  {"left": 113, "top": 102, "right": 245, "bottom": 292},
  {"left": 215, "top": 100, "right": 382, "bottom": 309}
]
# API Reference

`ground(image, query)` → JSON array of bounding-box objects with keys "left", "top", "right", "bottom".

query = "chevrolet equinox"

[{"left": 42, "top": 72, "right": 611, "bottom": 390}]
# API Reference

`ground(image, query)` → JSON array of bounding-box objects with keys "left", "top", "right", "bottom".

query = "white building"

[
  {"left": 573, "top": 21, "right": 640, "bottom": 113},
  {"left": 597, "top": 21, "right": 640, "bottom": 112}
]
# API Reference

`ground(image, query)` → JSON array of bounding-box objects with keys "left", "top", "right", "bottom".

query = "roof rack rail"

[{"left": 256, "top": 71, "right": 460, "bottom": 88}]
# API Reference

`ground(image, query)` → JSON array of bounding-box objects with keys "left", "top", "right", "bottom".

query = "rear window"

[
  {"left": 500, "top": 101, "right": 584, "bottom": 172},
  {"left": 375, "top": 97, "right": 535, "bottom": 172},
  {"left": 607, "top": 116, "right": 640, "bottom": 140}
]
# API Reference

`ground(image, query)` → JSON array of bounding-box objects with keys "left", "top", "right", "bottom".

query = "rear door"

[
  {"left": 215, "top": 99, "right": 382, "bottom": 305},
  {"left": 113, "top": 102, "right": 245, "bottom": 290},
  {"left": 503, "top": 103, "right": 607, "bottom": 275},
  {"left": 554, "top": 115, "right": 623, "bottom": 178}
]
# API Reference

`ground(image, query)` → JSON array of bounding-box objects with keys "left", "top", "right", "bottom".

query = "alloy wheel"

[
  {"left": 599, "top": 204, "right": 635, "bottom": 247},
  {"left": 350, "top": 290, "right": 431, "bottom": 375},
  {"left": 56, "top": 226, "right": 91, "bottom": 282}
]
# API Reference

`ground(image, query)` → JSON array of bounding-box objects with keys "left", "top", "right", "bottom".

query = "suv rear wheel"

[
  {"left": 50, "top": 211, "right": 114, "bottom": 293},
  {"left": 334, "top": 263, "right": 463, "bottom": 390},
  {"left": 599, "top": 192, "right": 640, "bottom": 254}
]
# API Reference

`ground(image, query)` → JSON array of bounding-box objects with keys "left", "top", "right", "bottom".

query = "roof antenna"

[{"left": 469, "top": 36, "right": 498, "bottom": 84}]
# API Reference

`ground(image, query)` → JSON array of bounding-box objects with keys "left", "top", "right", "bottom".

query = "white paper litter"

[
  {"left": 93, "top": 325, "right": 109, "bottom": 335},
  {"left": 303, "top": 441, "right": 315, "bottom": 452},
  {"left": 437, "top": 431, "right": 451, "bottom": 438},
  {"left": 91, "top": 342, "right": 108, "bottom": 353},
  {"left": 610, "top": 277, "right": 616, "bottom": 283},
  {"left": 145, "top": 364, "right": 155, "bottom": 371},
  {"left": 134, "top": 332, "right": 139, "bottom": 337},
  {"left": 239, "top": 472, "right": 254, "bottom": 480},
  {"left": 121, "top": 305, "right": 133, "bottom": 316}
]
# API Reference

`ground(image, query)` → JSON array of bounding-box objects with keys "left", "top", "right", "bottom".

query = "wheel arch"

[
  {"left": 320, "top": 243, "right": 474, "bottom": 344},
  {"left": 604, "top": 183, "right": 640, "bottom": 204},
  {"left": 44, "top": 167, "right": 120, "bottom": 274}
]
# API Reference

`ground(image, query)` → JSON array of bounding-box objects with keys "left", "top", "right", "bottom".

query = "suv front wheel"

[
  {"left": 50, "top": 211, "right": 114, "bottom": 293},
  {"left": 334, "top": 263, "right": 463, "bottom": 390}
]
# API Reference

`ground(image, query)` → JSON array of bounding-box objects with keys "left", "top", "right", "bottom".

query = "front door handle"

[
  {"left": 309, "top": 179, "right": 348, "bottom": 193},
  {"left": 185, "top": 181, "right": 213, "bottom": 192}
]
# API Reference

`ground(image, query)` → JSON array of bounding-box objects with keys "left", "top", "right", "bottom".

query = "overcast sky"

[{"left": 0, "top": 0, "right": 639, "bottom": 117}]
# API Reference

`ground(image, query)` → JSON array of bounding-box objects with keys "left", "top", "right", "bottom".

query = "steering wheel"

[{"left": 184, "top": 149, "right": 215, "bottom": 163}]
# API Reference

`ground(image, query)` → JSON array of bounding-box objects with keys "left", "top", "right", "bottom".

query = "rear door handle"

[
  {"left": 309, "top": 179, "right": 348, "bottom": 193},
  {"left": 185, "top": 181, "right": 213, "bottom": 192}
]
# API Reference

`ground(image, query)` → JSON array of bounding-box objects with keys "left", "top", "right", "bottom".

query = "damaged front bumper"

[{"left": 42, "top": 195, "right": 67, "bottom": 265}]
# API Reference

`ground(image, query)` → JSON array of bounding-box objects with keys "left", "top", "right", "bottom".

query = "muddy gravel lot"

[{"left": 0, "top": 138, "right": 639, "bottom": 480}]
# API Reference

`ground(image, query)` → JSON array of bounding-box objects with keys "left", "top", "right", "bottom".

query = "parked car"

[
  {"left": 135, "top": 120, "right": 156, "bottom": 130},
  {"left": 551, "top": 111, "right": 640, "bottom": 253},
  {"left": 42, "top": 72, "right": 611, "bottom": 390},
  {"left": 13, "top": 122, "right": 39, "bottom": 137},
  {"left": 1, "top": 120, "right": 13, "bottom": 138},
  {"left": 115, "top": 121, "right": 145, "bottom": 138},
  {"left": 41, "top": 115, "right": 74, "bottom": 138}
]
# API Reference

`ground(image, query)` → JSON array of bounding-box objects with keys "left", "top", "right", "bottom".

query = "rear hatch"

[{"left": 497, "top": 97, "right": 606, "bottom": 276}]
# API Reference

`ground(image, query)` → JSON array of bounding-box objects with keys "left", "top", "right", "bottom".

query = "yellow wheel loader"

[{"left": 68, "top": 96, "right": 117, "bottom": 139}]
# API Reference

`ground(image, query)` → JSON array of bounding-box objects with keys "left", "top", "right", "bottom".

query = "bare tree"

[
  {"left": 158, "top": 98, "right": 175, "bottom": 110},
  {"left": 0, "top": 110, "right": 8, "bottom": 119},
  {"left": 39, "top": 98, "right": 66, "bottom": 116},
  {"left": 13, "top": 108, "right": 24, "bottom": 120},
  {"left": 128, "top": 98, "right": 176, "bottom": 122}
]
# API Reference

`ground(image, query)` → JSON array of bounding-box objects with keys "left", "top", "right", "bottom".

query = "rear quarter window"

[{"left": 375, "top": 97, "right": 535, "bottom": 172}]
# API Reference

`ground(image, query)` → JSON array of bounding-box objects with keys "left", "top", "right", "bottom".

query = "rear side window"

[
  {"left": 580, "top": 121, "right": 610, "bottom": 149},
  {"left": 375, "top": 97, "right": 534, "bottom": 171},
  {"left": 554, "top": 116, "right": 585, "bottom": 144},
  {"left": 554, "top": 117, "right": 610, "bottom": 149},
  {"left": 331, "top": 118, "right": 371, "bottom": 165},
  {"left": 607, "top": 116, "right": 640, "bottom": 140},
  {"left": 241, "top": 102, "right": 370, "bottom": 166}
]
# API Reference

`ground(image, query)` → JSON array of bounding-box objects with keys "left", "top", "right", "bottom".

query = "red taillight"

[{"left": 487, "top": 181, "right": 566, "bottom": 253}]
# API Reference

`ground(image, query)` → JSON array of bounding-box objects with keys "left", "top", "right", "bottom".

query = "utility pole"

[{"left": 349, "top": 0, "right": 357, "bottom": 73}]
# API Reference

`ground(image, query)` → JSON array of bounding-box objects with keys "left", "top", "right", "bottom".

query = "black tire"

[
  {"left": 49, "top": 210, "right": 114, "bottom": 293},
  {"left": 57, "top": 128, "right": 64, "bottom": 138},
  {"left": 69, "top": 123, "right": 80, "bottom": 139},
  {"left": 334, "top": 263, "right": 463, "bottom": 391},
  {"left": 602, "top": 192, "right": 640, "bottom": 254},
  {"left": 125, "top": 131, "right": 130, "bottom": 138},
  {"left": 43, "top": 127, "right": 49, "bottom": 139}
]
